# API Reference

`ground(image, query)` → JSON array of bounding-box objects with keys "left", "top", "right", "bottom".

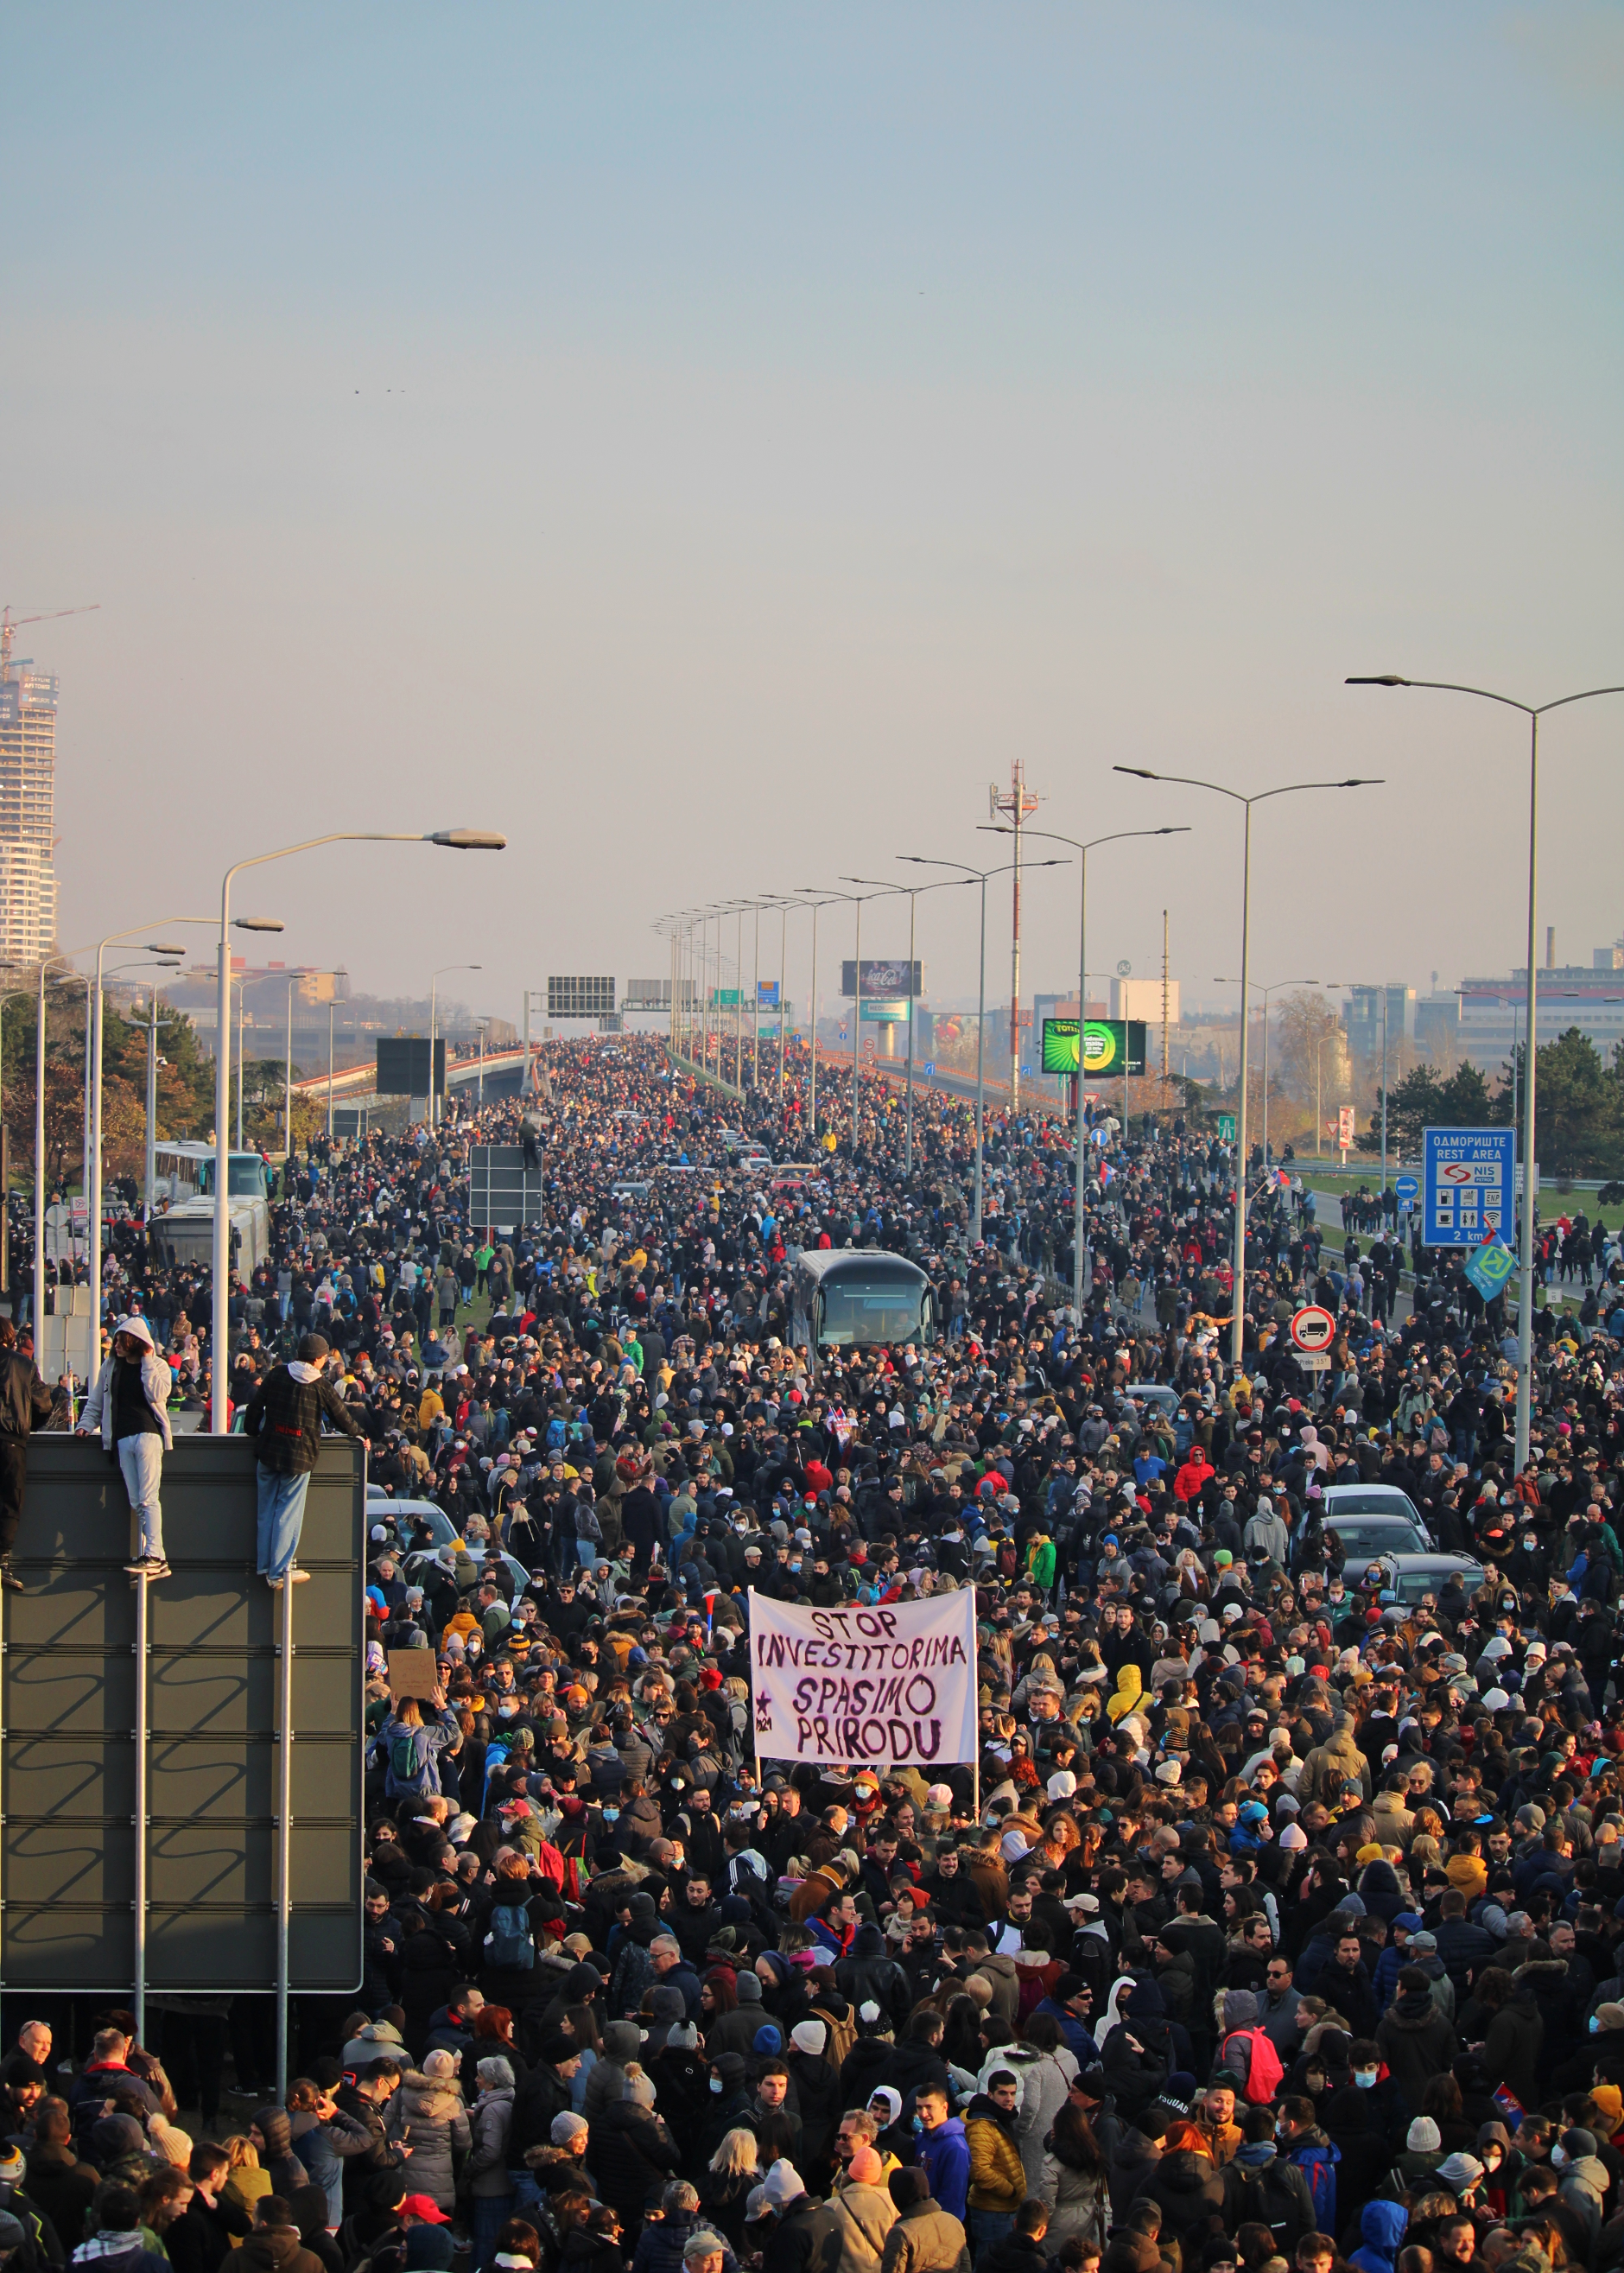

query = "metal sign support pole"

[
  {"left": 133, "top": 1571, "right": 149, "bottom": 2045},
  {"left": 276, "top": 1579, "right": 294, "bottom": 2096}
]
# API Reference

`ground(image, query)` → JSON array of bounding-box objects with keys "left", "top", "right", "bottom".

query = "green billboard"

[{"left": 1041, "top": 1018, "right": 1147, "bottom": 1076}]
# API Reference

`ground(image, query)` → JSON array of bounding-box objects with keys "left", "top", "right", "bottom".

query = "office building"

[
  {"left": 0, "top": 666, "right": 58, "bottom": 963},
  {"left": 1459, "top": 954, "right": 1624, "bottom": 1070},
  {"left": 1343, "top": 985, "right": 1416, "bottom": 1066}
]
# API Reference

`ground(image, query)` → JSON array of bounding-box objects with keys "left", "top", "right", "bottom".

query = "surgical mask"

[
  {"left": 498, "top": 1703, "right": 517, "bottom": 1718},
  {"left": 1590, "top": 2016, "right": 1602, "bottom": 2035},
  {"left": 603, "top": 1807, "right": 619, "bottom": 1822},
  {"left": 709, "top": 2077, "right": 724, "bottom": 2095},
  {"left": 1354, "top": 2071, "right": 1377, "bottom": 2089}
]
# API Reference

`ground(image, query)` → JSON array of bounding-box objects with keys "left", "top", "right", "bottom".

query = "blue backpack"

[{"left": 1288, "top": 2139, "right": 1340, "bottom": 2235}]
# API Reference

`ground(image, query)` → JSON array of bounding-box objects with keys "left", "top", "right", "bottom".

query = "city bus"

[
  {"left": 147, "top": 1143, "right": 272, "bottom": 1275},
  {"left": 789, "top": 1248, "right": 937, "bottom": 1362}
]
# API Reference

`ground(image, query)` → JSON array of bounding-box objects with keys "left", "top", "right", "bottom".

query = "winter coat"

[
  {"left": 784, "top": 2048, "right": 843, "bottom": 2170},
  {"left": 23, "top": 2149, "right": 99, "bottom": 2255},
  {"left": 1008, "top": 2048, "right": 1074, "bottom": 2194},
  {"left": 384, "top": 2073, "right": 470, "bottom": 2211},
  {"left": 917, "top": 2118, "right": 971, "bottom": 2225},
  {"left": 587, "top": 2102, "right": 681, "bottom": 2222},
  {"left": 1479, "top": 1990, "right": 1542, "bottom": 2111},
  {"left": 822, "top": 2181, "right": 899, "bottom": 2273},
  {"left": 289, "top": 2106, "right": 372, "bottom": 2229},
  {"left": 464, "top": 2086, "right": 515, "bottom": 2199},
  {"left": 1130, "top": 2148, "right": 1226, "bottom": 2249},
  {"left": 1299, "top": 1716, "right": 1370, "bottom": 1806},
  {"left": 234, "top": 2232, "right": 325, "bottom": 2273},
  {"left": 965, "top": 2100, "right": 1026, "bottom": 2216},
  {"left": 877, "top": 2200, "right": 972, "bottom": 2273},
  {"left": 834, "top": 1927, "right": 912, "bottom": 2029},
  {"left": 1037, "top": 2149, "right": 1108, "bottom": 2250},
  {"left": 1375, "top": 1990, "right": 1460, "bottom": 2117},
  {"left": 1557, "top": 2154, "right": 1608, "bottom": 2251},
  {"left": 1347, "top": 2200, "right": 1407, "bottom": 2273}
]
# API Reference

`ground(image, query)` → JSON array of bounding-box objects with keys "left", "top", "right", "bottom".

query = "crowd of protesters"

[{"left": 1, "top": 1031, "right": 1622, "bottom": 2273}]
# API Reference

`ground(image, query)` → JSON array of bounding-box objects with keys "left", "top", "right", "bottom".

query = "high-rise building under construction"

[{"left": 0, "top": 659, "right": 60, "bottom": 965}]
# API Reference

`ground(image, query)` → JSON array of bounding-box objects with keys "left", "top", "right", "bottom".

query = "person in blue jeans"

[
  {"left": 79, "top": 1314, "right": 174, "bottom": 1579},
  {"left": 242, "top": 1333, "right": 365, "bottom": 1586}
]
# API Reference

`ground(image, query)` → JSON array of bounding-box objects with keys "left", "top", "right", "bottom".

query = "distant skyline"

[{"left": 4, "top": 3, "right": 1621, "bottom": 1035}]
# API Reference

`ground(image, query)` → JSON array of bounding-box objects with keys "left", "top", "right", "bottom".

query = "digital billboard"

[
  {"left": 841, "top": 960, "right": 923, "bottom": 998},
  {"left": 1041, "top": 1018, "right": 1147, "bottom": 1076}
]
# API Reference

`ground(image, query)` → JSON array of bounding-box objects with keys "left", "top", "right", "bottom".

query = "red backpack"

[{"left": 1222, "top": 2025, "right": 1285, "bottom": 2104}]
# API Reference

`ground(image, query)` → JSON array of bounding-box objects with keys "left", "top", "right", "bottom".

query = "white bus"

[{"left": 148, "top": 1144, "right": 272, "bottom": 1276}]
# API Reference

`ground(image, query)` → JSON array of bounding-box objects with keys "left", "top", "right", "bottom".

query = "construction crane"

[{"left": 1, "top": 604, "right": 100, "bottom": 683}]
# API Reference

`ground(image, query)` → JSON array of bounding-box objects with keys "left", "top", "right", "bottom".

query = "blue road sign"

[
  {"left": 1423, "top": 1127, "right": 1514, "bottom": 1248},
  {"left": 1021, "top": 1063, "right": 1030, "bottom": 1076},
  {"left": 924, "top": 1062, "right": 935, "bottom": 1076},
  {"left": 1395, "top": 1175, "right": 1418, "bottom": 1202},
  {"left": 1464, "top": 1235, "right": 1517, "bottom": 1301}
]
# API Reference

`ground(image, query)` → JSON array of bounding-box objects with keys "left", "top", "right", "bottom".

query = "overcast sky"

[{"left": 5, "top": 3, "right": 1621, "bottom": 1027}]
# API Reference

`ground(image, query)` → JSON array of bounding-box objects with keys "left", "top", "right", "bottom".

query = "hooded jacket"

[
  {"left": 1129, "top": 2141, "right": 1224, "bottom": 2247},
  {"left": 1347, "top": 2200, "right": 1407, "bottom": 2273},
  {"left": 877, "top": 2196, "right": 972, "bottom": 2273},
  {"left": 381, "top": 2073, "right": 469, "bottom": 2212},
  {"left": 917, "top": 2117, "right": 970, "bottom": 2225},
  {"left": 1300, "top": 1715, "right": 1370, "bottom": 1807},
  {"left": 1375, "top": 1988, "right": 1460, "bottom": 2116}
]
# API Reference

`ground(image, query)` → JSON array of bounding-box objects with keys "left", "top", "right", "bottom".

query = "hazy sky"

[{"left": 5, "top": 3, "right": 1621, "bottom": 1029}]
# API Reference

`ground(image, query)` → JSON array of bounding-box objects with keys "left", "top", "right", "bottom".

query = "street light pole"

[
  {"left": 899, "top": 855, "right": 1066, "bottom": 1248},
  {"left": 845, "top": 873, "right": 981, "bottom": 1184},
  {"left": 211, "top": 829, "right": 504, "bottom": 1433},
  {"left": 1213, "top": 976, "right": 1321, "bottom": 1172},
  {"left": 984, "top": 826, "right": 1188, "bottom": 1317},
  {"left": 1348, "top": 674, "right": 1624, "bottom": 1465},
  {"left": 1116, "top": 766, "right": 1380, "bottom": 1368},
  {"left": 428, "top": 964, "right": 481, "bottom": 1128}
]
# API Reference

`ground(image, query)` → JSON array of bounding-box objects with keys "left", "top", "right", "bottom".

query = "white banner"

[{"left": 746, "top": 1587, "right": 978, "bottom": 1770}]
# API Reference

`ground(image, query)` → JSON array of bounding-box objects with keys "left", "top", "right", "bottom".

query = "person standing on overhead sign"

[
  {"left": 0, "top": 1320, "right": 55, "bottom": 1593},
  {"left": 519, "top": 1105, "right": 544, "bottom": 1173},
  {"left": 243, "top": 1333, "right": 365, "bottom": 1589},
  {"left": 79, "top": 1315, "right": 176, "bottom": 1580}
]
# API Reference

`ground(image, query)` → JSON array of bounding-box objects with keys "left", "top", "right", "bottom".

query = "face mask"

[
  {"left": 1590, "top": 2016, "right": 1602, "bottom": 2035},
  {"left": 603, "top": 1807, "right": 619, "bottom": 1822},
  {"left": 709, "top": 2077, "right": 724, "bottom": 2095},
  {"left": 1354, "top": 2071, "right": 1377, "bottom": 2089},
  {"left": 498, "top": 1703, "right": 517, "bottom": 1718}
]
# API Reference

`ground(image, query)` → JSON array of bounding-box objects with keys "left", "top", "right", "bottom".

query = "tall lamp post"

[
  {"left": 796, "top": 886, "right": 908, "bottom": 1154},
  {"left": 842, "top": 872, "right": 979, "bottom": 1182},
  {"left": 1347, "top": 673, "right": 1624, "bottom": 1468},
  {"left": 284, "top": 969, "right": 346, "bottom": 1167},
  {"left": 428, "top": 965, "right": 480, "bottom": 1128},
  {"left": 1212, "top": 976, "right": 1321, "bottom": 1172},
  {"left": 898, "top": 856, "right": 1065, "bottom": 1245},
  {"left": 212, "top": 829, "right": 504, "bottom": 1435},
  {"left": 1114, "top": 765, "right": 1380, "bottom": 1367},
  {"left": 982, "top": 823, "right": 1189, "bottom": 1317}
]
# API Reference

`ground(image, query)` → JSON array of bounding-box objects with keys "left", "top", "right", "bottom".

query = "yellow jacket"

[{"left": 966, "top": 2111, "right": 1026, "bottom": 2214}]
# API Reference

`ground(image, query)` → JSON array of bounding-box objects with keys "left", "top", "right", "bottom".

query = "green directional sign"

[{"left": 1216, "top": 1114, "right": 1237, "bottom": 1143}]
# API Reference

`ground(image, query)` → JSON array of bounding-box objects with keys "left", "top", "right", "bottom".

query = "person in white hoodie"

[{"left": 78, "top": 1315, "right": 174, "bottom": 1579}]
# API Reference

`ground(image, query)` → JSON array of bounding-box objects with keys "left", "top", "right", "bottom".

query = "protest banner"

[
  {"left": 746, "top": 1587, "right": 977, "bottom": 1769},
  {"left": 387, "top": 1648, "right": 440, "bottom": 1699}
]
